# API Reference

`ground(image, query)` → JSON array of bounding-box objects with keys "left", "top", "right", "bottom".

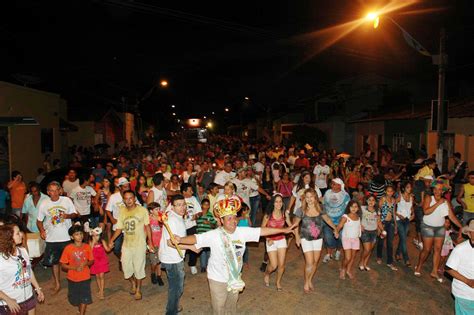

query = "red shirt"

[{"left": 60, "top": 243, "right": 93, "bottom": 282}]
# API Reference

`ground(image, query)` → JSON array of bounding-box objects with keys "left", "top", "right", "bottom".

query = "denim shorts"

[
  {"left": 43, "top": 241, "right": 70, "bottom": 266},
  {"left": 360, "top": 230, "right": 377, "bottom": 243},
  {"left": 420, "top": 222, "right": 445, "bottom": 238}
]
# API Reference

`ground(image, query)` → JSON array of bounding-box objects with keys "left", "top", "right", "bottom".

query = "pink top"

[
  {"left": 266, "top": 213, "right": 285, "bottom": 241},
  {"left": 90, "top": 242, "right": 109, "bottom": 275}
]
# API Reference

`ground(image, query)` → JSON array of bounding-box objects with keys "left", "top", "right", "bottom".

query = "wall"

[
  {"left": 0, "top": 81, "right": 67, "bottom": 182},
  {"left": 352, "top": 121, "right": 385, "bottom": 157},
  {"left": 385, "top": 119, "right": 426, "bottom": 152},
  {"left": 67, "top": 121, "right": 95, "bottom": 148}
]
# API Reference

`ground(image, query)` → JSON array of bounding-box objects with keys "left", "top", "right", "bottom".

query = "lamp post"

[{"left": 366, "top": 12, "right": 448, "bottom": 171}]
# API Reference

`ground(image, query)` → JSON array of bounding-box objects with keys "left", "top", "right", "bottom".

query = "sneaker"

[
  {"left": 322, "top": 254, "right": 331, "bottom": 263},
  {"left": 190, "top": 266, "right": 198, "bottom": 275},
  {"left": 334, "top": 251, "right": 341, "bottom": 261},
  {"left": 156, "top": 275, "right": 164, "bottom": 286},
  {"left": 151, "top": 273, "right": 158, "bottom": 284},
  {"left": 260, "top": 262, "right": 268, "bottom": 272}
]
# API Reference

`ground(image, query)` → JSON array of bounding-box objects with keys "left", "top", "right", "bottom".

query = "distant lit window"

[{"left": 41, "top": 128, "right": 54, "bottom": 153}]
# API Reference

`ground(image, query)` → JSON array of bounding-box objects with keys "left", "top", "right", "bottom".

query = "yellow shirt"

[
  {"left": 116, "top": 205, "right": 150, "bottom": 248},
  {"left": 414, "top": 165, "right": 433, "bottom": 181},
  {"left": 463, "top": 183, "right": 474, "bottom": 213}
]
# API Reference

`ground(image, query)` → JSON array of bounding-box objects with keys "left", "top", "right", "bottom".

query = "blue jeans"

[
  {"left": 162, "top": 261, "right": 185, "bottom": 315},
  {"left": 199, "top": 248, "right": 210, "bottom": 270},
  {"left": 323, "top": 222, "right": 341, "bottom": 249},
  {"left": 377, "top": 221, "right": 395, "bottom": 264},
  {"left": 249, "top": 195, "right": 260, "bottom": 226},
  {"left": 113, "top": 233, "right": 123, "bottom": 256},
  {"left": 396, "top": 219, "right": 410, "bottom": 263}
]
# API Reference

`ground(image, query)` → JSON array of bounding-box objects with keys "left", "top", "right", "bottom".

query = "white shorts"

[
  {"left": 301, "top": 238, "right": 323, "bottom": 253},
  {"left": 266, "top": 238, "right": 287, "bottom": 252}
]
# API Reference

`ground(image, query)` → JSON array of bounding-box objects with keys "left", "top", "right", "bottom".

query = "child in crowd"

[
  {"left": 148, "top": 202, "right": 164, "bottom": 285},
  {"left": 237, "top": 203, "right": 252, "bottom": 267},
  {"left": 439, "top": 218, "right": 454, "bottom": 274},
  {"left": 89, "top": 227, "right": 111, "bottom": 299},
  {"left": 196, "top": 198, "right": 217, "bottom": 272},
  {"left": 60, "top": 224, "right": 94, "bottom": 315},
  {"left": 335, "top": 201, "right": 362, "bottom": 280}
]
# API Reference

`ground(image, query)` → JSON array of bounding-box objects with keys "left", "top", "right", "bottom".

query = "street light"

[
  {"left": 224, "top": 108, "right": 229, "bottom": 112},
  {"left": 160, "top": 80, "right": 168, "bottom": 87},
  {"left": 171, "top": 104, "right": 175, "bottom": 108},
  {"left": 366, "top": 12, "right": 380, "bottom": 29},
  {"left": 172, "top": 112, "right": 176, "bottom": 116}
]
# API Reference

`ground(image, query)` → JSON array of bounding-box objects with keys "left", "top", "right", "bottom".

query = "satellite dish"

[{"left": 12, "top": 73, "right": 42, "bottom": 86}]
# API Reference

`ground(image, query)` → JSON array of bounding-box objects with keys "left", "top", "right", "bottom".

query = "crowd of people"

[{"left": 0, "top": 135, "right": 473, "bottom": 314}]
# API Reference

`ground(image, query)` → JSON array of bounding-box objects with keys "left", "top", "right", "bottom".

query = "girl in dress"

[{"left": 89, "top": 227, "right": 112, "bottom": 299}]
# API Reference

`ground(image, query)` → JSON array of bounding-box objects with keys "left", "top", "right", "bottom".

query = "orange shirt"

[
  {"left": 9, "top": 181, "right": 26, "bottom": 209},
  {"left": 60, "top": 243, "right": 93, "bottom": 282}
]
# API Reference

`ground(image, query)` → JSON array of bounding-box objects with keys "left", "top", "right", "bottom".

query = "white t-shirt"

[
  {"left": 184, "top": 196, "right": 202, "bottom": 229},
  {"left": 0, "top": 247, "right": 33, "bottom": 305},
  {"left": 214, "top": 170, "right": 235, "bottom": 186},
  {"left": 159, "top": 210, "right": 187, "bottom": 264},
  {"left": 37, "top": 196, "right": 77, "bottom": 242},
  {"left": 62, "top": 179, "right": 79, "bottom": 197},
  {"left": 182, "top": 171, "right": 196, "bottom": 184},
  {"left": 150, "top": 186, "right": 168, "bottom": 209},
  {"left": 423, "top": 196, "right": 449, "bottom": 227},
  {"left": 195, "top": 227, "right": 261, "bottom": 283},
  {"left": 446, "top": 240, "right": 474, "bottom": 300},
  {"left": 106, "top": 192, "right": 140, "bottom": 230},
  {"left": 70, "top": 185, "right": 97, "bottom": 215},
  {"left": 248, "top": 177, "right": 260, "bottom": 198},
  {"left": 292, "top": 184, "right": 322, "bottom": 210},
  {"left": 313, "top": 164, "right": 330, "bottom": 189},
  {"left": 232, "top": 178, "right": 259, "bottom": 207}
]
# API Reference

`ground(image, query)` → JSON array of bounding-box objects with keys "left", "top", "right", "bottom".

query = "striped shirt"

[{"left": 196, "top": 211, "right": 217, "bottom": 234}]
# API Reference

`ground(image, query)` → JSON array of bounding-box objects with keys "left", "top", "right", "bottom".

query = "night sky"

[{"left": 1, "top": 0, "right": 473, "bottom": 127}]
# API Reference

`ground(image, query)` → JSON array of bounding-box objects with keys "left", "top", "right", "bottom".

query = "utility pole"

[{"left": 436, "top": 28, "right": 447, "bottom": 172}]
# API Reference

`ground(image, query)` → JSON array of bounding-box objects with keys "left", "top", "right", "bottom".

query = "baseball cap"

[{"left": 117, "top": 177, "right": 130, "bottom": 186}]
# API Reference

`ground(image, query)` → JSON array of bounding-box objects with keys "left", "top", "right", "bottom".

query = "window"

[
  {"left": 392, "top": 133, "right": 404, "bottom": 152},
  {"left": 41, "top": 128, "right": 54, "bottom": 153}
]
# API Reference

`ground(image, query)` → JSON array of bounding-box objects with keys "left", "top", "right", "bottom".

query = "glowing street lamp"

[
  {"left": 172, "top": 112, "right": 176, "bottom": 116},
  {"left": 171, "top": 104, "right": 175, "bottom": 108},
  {"left": 206, "top": 122, "right": 213, "bottom": 129},
  {"left": 366, "top": 12, "right": 380, "bottom": 29},
  {"left": 160, "top": 80, "right": 168, "bottom": 87},
  {"left": 224, "top": 108, "right": 229, "bottom": 112}
]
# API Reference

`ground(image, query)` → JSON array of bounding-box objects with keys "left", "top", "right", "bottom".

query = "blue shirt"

[
  {"left": 0, "top": 189, "right": 9, "bottom": 209},
  {"left": 22, "top": 193, "right": 49, "bottom": 232},
  {"left": 323, "top": 189, "right": 350, "bottom": 224}
]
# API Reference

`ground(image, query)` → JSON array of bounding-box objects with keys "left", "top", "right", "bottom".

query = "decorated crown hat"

[{"left": 214, "top": 195, "right": 242, "bottom": 218}]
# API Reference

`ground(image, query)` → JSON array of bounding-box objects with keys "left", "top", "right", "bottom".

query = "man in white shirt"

[
  {"left": 62, "top": 169, "right": 80, "bottom": 197},
  {"left": 146, "top": 173, "right": 168, "bottom": 209},
  {"left": 313, "top": 158, "right": 330, "bottom": 195},
  {"left": 214, "top": 162, "right": 236, "bottom": 190},
  {"left": 446, "top": 219, "right": 474, "bottom": 314},
  {"left": 181, "top": 183, "right": 202, "bottom": 275},
  {"left": 159, "top": 194, "right": 196, "bottom": 315},
  {"left": 37, "top": 181, "right": 78, "bottom": 293},
  {"left": 70, "top": 174, "right": 97, "bottom": 233},
  {"left": 174, "top": 196, "right": 295, "bottom": 315}
]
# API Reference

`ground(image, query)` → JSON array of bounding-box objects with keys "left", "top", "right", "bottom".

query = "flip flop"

[
  {"left": 414, "top": 271, "right": 421, "bottom": 277},
  {"left": 365, "top": 266, "right": 371, "bottom": 271},
  {"left": 359, "top": 266, "right": 365, "bottom": 271}
]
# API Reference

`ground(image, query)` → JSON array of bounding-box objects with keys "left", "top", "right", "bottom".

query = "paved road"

[{"left": 34, "top": 228, "right": 454, "bottom": 314}]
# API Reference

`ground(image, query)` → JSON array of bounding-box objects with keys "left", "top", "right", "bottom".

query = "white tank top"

[
  {"left": 341, "top": 214, "right": 362, "bottom": 239},
  {"left": 396, "top": 195, "right": 413, "bottom": 220},
  {"left": 423, "top": 196, "right": 449, "bottom": 227}
]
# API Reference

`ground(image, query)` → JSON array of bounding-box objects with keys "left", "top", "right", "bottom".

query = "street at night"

[{"left": 1, "top": 1, "right": 474, "bottom": 315}]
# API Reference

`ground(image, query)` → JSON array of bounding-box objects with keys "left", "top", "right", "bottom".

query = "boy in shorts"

[{"left": 60, "top": 224, "right": 94, "bottom": 315}]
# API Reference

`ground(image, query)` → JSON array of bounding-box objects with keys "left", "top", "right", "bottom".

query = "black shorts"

[
  {"left": 42, "top": 241, "right": 70, "bottom": 266},
  {"left": 0, "top": 294, "right": 36, "bottom": 315},
  {"left": 68, "top": 279, "right": 92, "bottom": 306},
  {"left": 360, "top": 230, "right": 377, "bottom": 243}
]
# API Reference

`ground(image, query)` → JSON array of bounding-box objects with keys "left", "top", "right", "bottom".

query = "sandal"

[
  {"left": 376, "top": 259, "right": 382, "bottom": 265},
  {"left": 277, "top": 287, "right": 283, "bottom": 292},
  {"left": 364, "top": 266, "right": 371, "bottom": 271},
  {"left": 431, "top": 274, "right": 444, "bottom": 283},
  {"left": 359, "top": 265, "right": 365, "bottom": 271},
  {"left": 414, "top": 271, "right": 421, "bottom": 277},
  {"left": 387, "top": 264, "right": 398, "bottom": 271}
]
